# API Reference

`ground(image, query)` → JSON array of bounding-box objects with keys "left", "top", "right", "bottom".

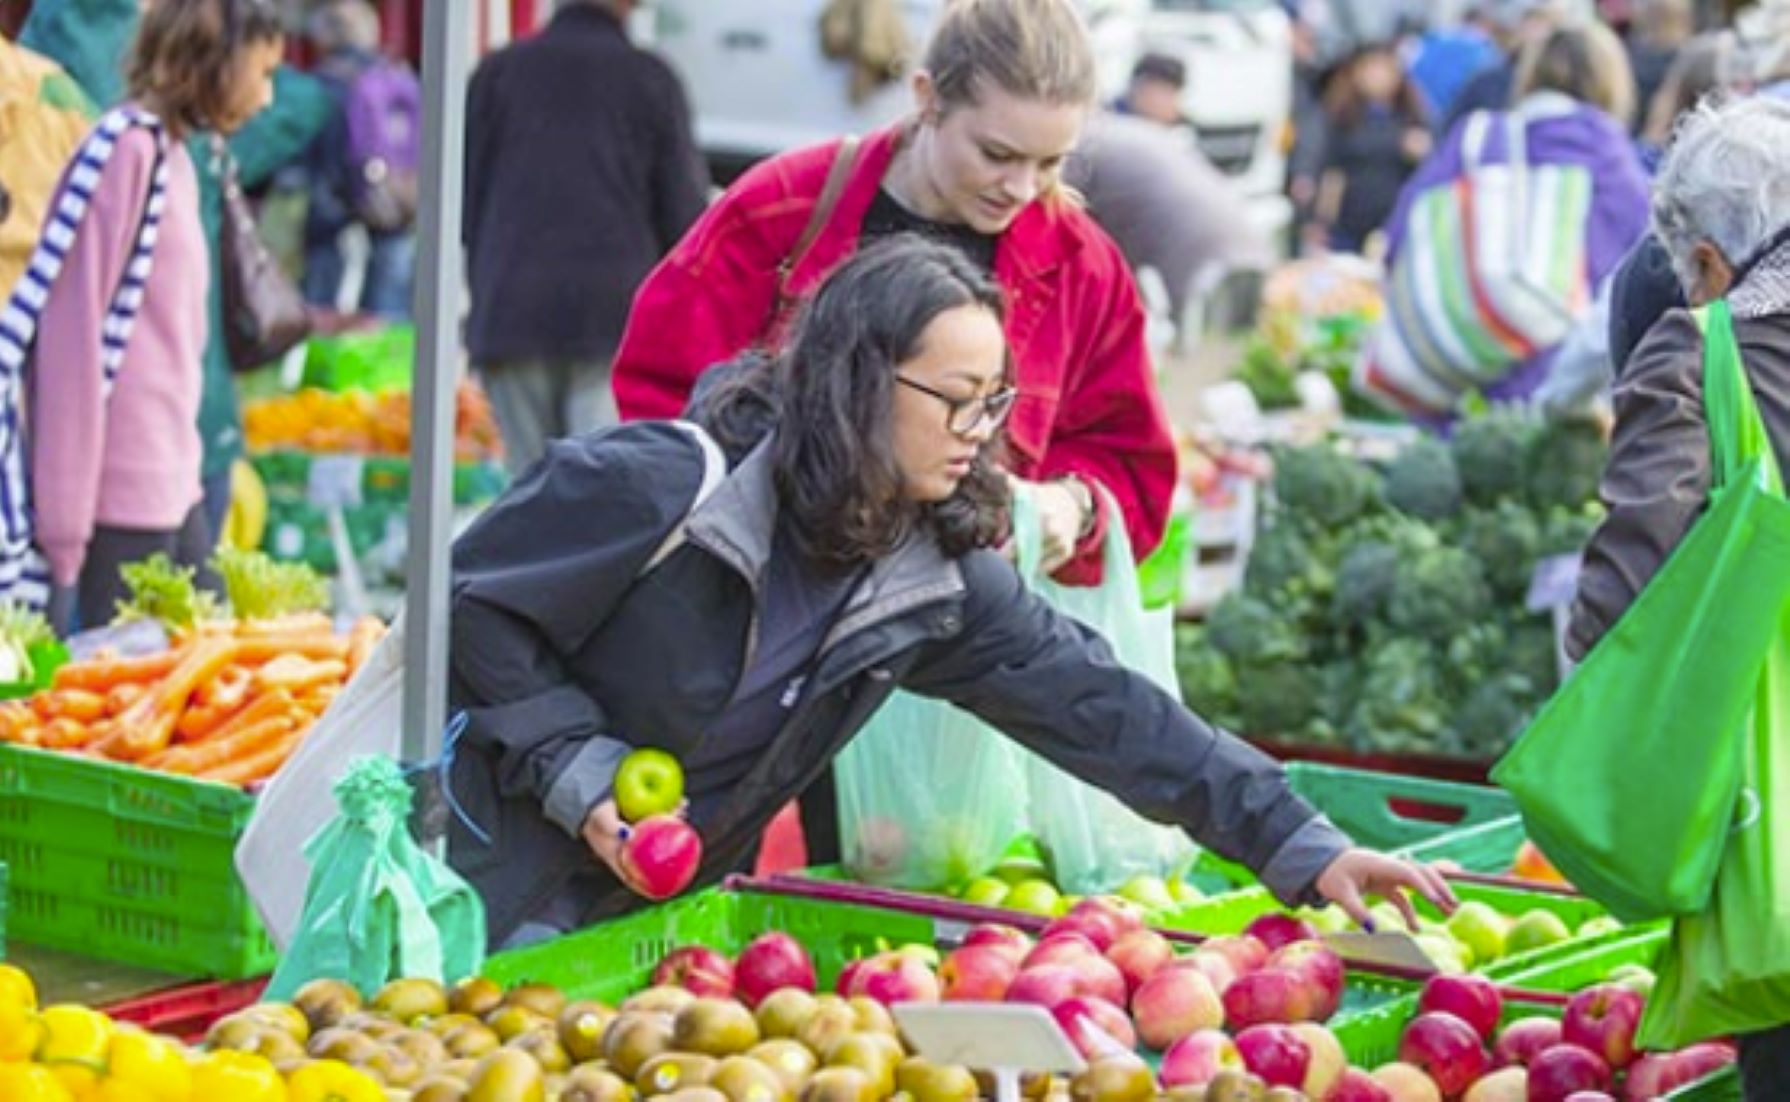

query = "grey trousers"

[{"left": 478, "top": 358, "right": 618, "bottom": 478}]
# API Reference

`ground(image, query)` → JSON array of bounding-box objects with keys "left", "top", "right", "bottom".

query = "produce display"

[
  {"left": 1176, "top": 413, "right": 1609, "bottom": 760},
  {"left": 0, "top": 551, "right": 383, "bottom": 787},
  {"left": 243, "top": 381, "right": 504, "bottom": 462}
]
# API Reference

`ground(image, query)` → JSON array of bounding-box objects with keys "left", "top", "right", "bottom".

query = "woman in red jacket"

[{"left": 613, "top": 0, "right": 1176, "bottom": 588}]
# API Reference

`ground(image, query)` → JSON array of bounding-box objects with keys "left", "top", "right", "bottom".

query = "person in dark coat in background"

[
  {"left": 463, "top": 0, "right": 709, "bottom": 477},
  {"left": 446, "top": 236, "right": 1457, "bottom": 948},
  {"left": 1442, "top": 0, "right": 1575, "bottom": 135},
  {"left": 1309, "top": 42, "right": 1431, "bottom": 255}
]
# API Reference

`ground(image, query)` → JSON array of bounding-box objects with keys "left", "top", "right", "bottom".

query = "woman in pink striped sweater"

[{"left": 33, "top": 0, "right": 284, "bottom": 630}]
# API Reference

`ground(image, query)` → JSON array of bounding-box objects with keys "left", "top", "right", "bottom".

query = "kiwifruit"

[
  {"left": 793, "top": 1003, "right": 856, "bottom": 1060},
  {"left": 797, "top": 1067, "right": 876, "bottom": 1102},
  {"left": 442, "top": 1021, "right": 504, "bottom": 1060},
  {"left": 624, "top": 986, "right": 699, "bottom": 1016},
  {"left": 503, "top": 982, "right": 569, "bottom": 1021},
  {"left": 895, "top": 1058, "right": 978, "bottom": 1102},
  {"left": 508, "top": 1028, "right": 573, "bottom": 1075},
  {"left": 450, "top": 976, "right": 507, "bottom": 1019},
  {"left": 374, "top": 978, "right": 452, "bottom": 1025},
  {"left": 754, "top": 990, "right": 820, "bottom": 1041},
  {"left": 411, "top": 1075, "right": 471, "bottom": 1102},
  {"left": 673, "top": 999, "right": 761, "bottom": 1058},
  {"left": 637, "top": 1053, "right": 719, "bottom": 1097},
  {"left": 466, "top": 1048, "right": 547, "bottom": 1102},
  {"left": 822, "top": 1034, "right": 896, "bottom": 1099},
  {"left": 559, "top": 1001, "right": 618, "bottom": 1065},
  {"left": 293, "top": 978, "right": 364, "bottom": 1032},
  {"left": 603, "top": 1012, "right": 676, "bottom": 1080},
  {"left": 710, "top": 1054, "right": 792, "bottom": 1102},
  {"left": 1069, "top": 1058, "right": 1155, "bottom": 1102},
  {"left": 485, "top": 1006, "right": 554, "bottom": 1043},
  {"left": 365, "top": 1045, "right": 427, "bottom": 1089},
  {"left": 308, "top": 1025, "right": 382, "bottom": 1064},
  {"left": 561, "top": 1065, "right": 633, "bottom": 1102},
  {"left": 1202, "top": 1070, "right": 1267, "bottom": 1102},
  {"left": 845, "top": 999, "right": 895, "bottom": 1037},
  {"left": 392, "top": 1028, "right": 451, "bottom": 1069},
  {"left": 748, "top": 1039, "right": 819, "bottom": 1094}
]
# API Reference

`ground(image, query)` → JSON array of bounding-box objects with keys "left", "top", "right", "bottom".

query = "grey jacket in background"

[
  {"left": 1568, "top": 307, "right": 1790, "bottom": 660},
  {"left": 446, "top": 421, "right": 1347, "bottom": 944}
]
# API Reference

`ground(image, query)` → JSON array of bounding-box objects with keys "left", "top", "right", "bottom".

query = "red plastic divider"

[{"left": 102, "top": 976, "right": 269, "bottom": 1042}]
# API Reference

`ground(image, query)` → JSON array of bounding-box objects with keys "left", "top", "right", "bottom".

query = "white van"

[{"left": 651, "top": 0, "right": 1291, "bottom": 234}]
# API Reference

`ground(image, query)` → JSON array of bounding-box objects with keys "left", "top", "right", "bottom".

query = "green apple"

[
  {"left": 1366, "top": 901, "right": 1407, "bottom": 933},
  {"left": 1445, "top": 901, "right": 1510, "bottom": 966},
  {"left": 1116, "top": 875, "right": 1178, "bottom": 914},
  {"left": 992, "top": 855, "right": 1050, "bottom": 885},
  {"left": 958, "top": 877, "right": 1012, "bottom": 907},
  {"left": 613, "top": 747, "right": 685, "bottom": 823},
  {"left": 1168, "top": 879, "right": 1206, "bottom": 906},
  {"left": 898, "top": 944, "right": 942, "bottom": 967},
  {"left": 1609, "top": 963, "right": 1657, "bottom": 998},
  {"left": 1578, "top": 916, "right": 1624, "bottom": 939},
  {"left": 1505, "top": 909, "right": 1574, "bottom": 956},
  {"left": 1299, "top": 905, "right": 1352, "bottom": 935},
  {"left": 1414, "top": 933, "right": 1471, "bottom": 975},
  {"left": 1004, "top": 879, "right": 1064, "bottom": 916},
  {"left": 923, "top": 819, "right": 986, "bottom": 887}
]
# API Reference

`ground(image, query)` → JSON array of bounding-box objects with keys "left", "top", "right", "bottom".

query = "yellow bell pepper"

[
  {"left": 192, "top": 1050, "right": 286, "bottom": 1102},
  {"left": 0, "top": 1063, "right": 75, "bottom": 1102},
  {"left": 106, "top": 1028, "right": 192, "bottom": 1102},
  {"left": 285, "top": 1059, "right": 384, "bottom": 1102},
  {"left": 36, "top": 1005, "right": 112, "bottom": 1096}
]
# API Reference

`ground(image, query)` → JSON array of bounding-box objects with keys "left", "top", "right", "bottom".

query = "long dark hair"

[{"left": 691, "top": 237, "right": 1011, "bottom": 566}]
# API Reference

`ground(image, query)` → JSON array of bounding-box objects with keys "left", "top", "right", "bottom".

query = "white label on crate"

[
  {"left": 1526, "top": 553, "right": 1583, "bottom": 613},
  {"left": 307, "top": 455, "right": 365, "bottom": 509}
]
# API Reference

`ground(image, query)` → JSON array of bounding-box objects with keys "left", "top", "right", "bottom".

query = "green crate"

[
  {"left": 1494, "top": 925, "right": 1669, "bottom": 993},
  {"left": 252, "top": 451, "right": 506, "bottom": 508},
  {"left": 1334, "top": 987, "right": 1740, "bottom": 1100},
  {"left": 488, "top": 888, "right": 1419, "bottom": 1031},
  {"left": 0, "top": 745, "right": 275, "bottom": 978}
]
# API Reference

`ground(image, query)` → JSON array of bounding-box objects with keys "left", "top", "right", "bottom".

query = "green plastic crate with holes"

[{"left": 0, "top": 744, "right": 274, "bottom": 978}]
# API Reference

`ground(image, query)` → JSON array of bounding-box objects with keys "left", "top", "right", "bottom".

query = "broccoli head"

[
  {"left": 1237, "top": 660, "right": 1324, "bottom": 736},
  {"left": 1331, "top": 540, "right": 1402, "bottom": 629},
  {"left": 1527, "top": 416, "right": 1609, "bottom": 512},
  {"left": 1206, "top": 593, "right": 1306, "bottom": 665},
  {"left": 1450, "top": 410, "right": 1536, "bottom": 506},
  {"left": 1449, "top": 676, "right": 1537, "bottom": 758},
  {"left": 1246, "top": 521, "right": 1334, "bottom": 606},
  {"left": 1272, "top": 444, "right": 1378, "bottom": 529},
  {"left": 1387, "top": 546, "right": 1492, "bottom": 640},
  {"left": 1346, "top": 637, "right": 1451, "bottom": 752},
  {"left": 1457, "top": 502, "right": 1544, "bottom": 600},
  {"left": 1175, "top": 626, "right": 1240, "bottom": 724},
  {"left": 1385, "top": 438, "right": 1465, "bottom": 521},
  {"left": 1540, "top": 505, "right": 1603, "bottom": 557},
  {"left": 1504, "top": 615, "right": 1564, "bottom": 697}
]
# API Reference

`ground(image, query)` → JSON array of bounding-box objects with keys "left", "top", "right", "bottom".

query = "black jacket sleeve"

[
  {"left": 1567, "top": 310, "right": 1711, "bottom": 660},
  {"left": 449, "top": 423, "right": 708, "bottom": 836},
  {"left": 900, "top": 552, "right": 1350, "bottom": 906}
]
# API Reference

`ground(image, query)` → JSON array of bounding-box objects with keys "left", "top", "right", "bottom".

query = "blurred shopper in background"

[
  {"left": 301, "top": 0, "right": 420, "bottom": 319},
  {"left": 1111, "top": 52, "right": 1191, "bottom": 132},
  {"left": 464, "top": 0, "right": 708, "bottom": 477},
  {"left": 1309, "top": 42, "right": 1430, "bottom": 255},
  {"left": 1443, "top": 0, "right": 1577, "bottom": 133},
  {"left": 0, "top": 36, "right": 92, "bottom": 297},
  {"left": 1625, "top": 0, "right": 1695, "bottom": 132}
]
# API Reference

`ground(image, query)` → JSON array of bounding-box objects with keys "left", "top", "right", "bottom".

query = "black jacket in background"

[{"left": 462, "top": 5, "right": 708, "bottom": 364}]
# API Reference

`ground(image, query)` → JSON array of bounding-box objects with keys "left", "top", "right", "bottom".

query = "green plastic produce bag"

[
  {"left": 264, "top": 755, "right": 486, "bottom": 1000},
  {"left": 1636, "top": 304, "right": 1790, "bottom": 1047},
  {"left": 1493, "top": 300, "right": 1790, "bottom": 924},
  {"left": 1012, "top": 484, "right": 1198, "bottom": 894}
]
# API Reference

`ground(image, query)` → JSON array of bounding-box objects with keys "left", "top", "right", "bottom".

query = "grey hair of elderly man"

[{"left": 1650, "top": 96, "right": 1790, "bottom": 306}]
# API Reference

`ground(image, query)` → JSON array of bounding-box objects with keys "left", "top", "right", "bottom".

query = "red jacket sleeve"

[{"left": 1035, "top": 235, "right": 1178, "bottom": 587}]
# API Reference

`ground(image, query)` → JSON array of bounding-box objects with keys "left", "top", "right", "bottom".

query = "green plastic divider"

[{"left": 0, "top": 744, "right": 274, "bottom": 978}]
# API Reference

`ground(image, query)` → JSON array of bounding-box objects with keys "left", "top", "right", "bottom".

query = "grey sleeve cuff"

[
  {"left": 1257, "top": 815, "right": 1352, "bottom": 907},
  {"left": 542, "top": 736, "right": 629, "bottom": 838}
]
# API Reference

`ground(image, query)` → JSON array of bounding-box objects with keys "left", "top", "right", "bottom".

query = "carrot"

[
  {"left": 346, "top": 616, "right": 385, "bottom": 675},
  {"left": 174, "top": 699, "right": 246, "bottom": 744},
  {"left": 196, "top": 726, "right": 307, "bottom": 786},
  {"left": 197, "top": 688, "right": 295, "bottom": 745},
  {"left": 32, "top": 689, "right": 108, "bottom": 724},
  {"left": 51, "top": 650, "right": 181, "bottom": 693},
  {"left": 39, "top": 717, "right": 94, "bottom": 750},
  {"left": 194, "top": 664, "right": 253, "bottom": 710},
  {"left": 233, "top": 634, "right": 350, "bottom": 665},
  {"left": 0, "top": 703, "right": 34, "bottom": 743},
  {"left": 107, "top": 639, "right": 239, "bottom": 759},
  {"left": 237, "top": 613, "right": 332, "bottom": 638},
  {"left": 105, "top": 683, "right": 147, "bottom": 716},
  {"left": 159, "top": 714, "right": 295, "bottom": 775},
  {"left": 252, "top": 655, "right": 348, "bottom": 696}
]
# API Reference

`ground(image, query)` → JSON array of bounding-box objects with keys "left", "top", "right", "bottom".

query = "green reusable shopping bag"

[
  {"left": 264, "top": 755, "right": 486, "bottom": 1000},
  {"left": 1012, "top": 485, "right": 1199, "bottom": 894},
  {"left": 1492, "top": 300, "right": 1790, "bottom": 922},
  {"left": 1638, "top": 305, "right": 1790, "bottom": 1047}
]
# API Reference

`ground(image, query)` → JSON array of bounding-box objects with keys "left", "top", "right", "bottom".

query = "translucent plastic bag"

[
  {"left": 834, "top": 688, "right": 1031, "bottom": 890},
  {"left": 1013, "top": 485, "right": 1199, "bottom": 894},
  {"left": 264, "top": 755, "right": 486, "bottom": 1001}
]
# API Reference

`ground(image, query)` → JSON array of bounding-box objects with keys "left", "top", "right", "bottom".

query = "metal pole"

[{"left": 403, "top": 0, "right": 472, "bottom": 771}]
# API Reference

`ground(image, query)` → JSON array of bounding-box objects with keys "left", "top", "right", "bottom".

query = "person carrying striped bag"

[{"left": 0, "top": 0, "right": 285, "bottom": 632}]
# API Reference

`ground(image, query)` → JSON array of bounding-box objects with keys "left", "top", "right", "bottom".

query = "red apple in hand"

[
  {"left": 652, "top": 946, "right": 735, "bottom": 997},
  {"left": 734, "top": 932, "right": 816, "bottom": 1007},
  {"left": 1493, "top": 1017, "right": 1563, "bottom": 1068},
  {"left": 619, "top": 815, "right": 702, "bottom": 899},
  {"left": 1398, "top": 1012, "right": 1489, "bottom": 1099},
  {"left": 1419, "top": 975, "right": 1503, "bottom": 1043},
  {"left": 1562, "top": 984, "right": 1645, "bottom": 1070},
  {"left": 1160, "top": 1030, "right": 1245, "bottom": 1088},
  {"left": 1528, "top": 1044, "right": 1612, "bottom": 1102}
]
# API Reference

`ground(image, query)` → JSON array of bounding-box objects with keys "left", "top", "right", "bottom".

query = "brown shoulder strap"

[{"left": 777, "top": 136, "right": 862, "bottom": 298}]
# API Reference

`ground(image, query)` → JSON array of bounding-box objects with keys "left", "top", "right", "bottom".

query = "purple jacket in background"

[{"left": 1382, "top": 95, "right": 1652, "bottom": 401}]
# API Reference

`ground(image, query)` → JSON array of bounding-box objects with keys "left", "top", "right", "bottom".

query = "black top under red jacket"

[{"left": 462, "top": 4, "right": 708, "bottom": 363}]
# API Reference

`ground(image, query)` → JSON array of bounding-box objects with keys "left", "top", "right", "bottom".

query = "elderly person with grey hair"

[{"left": 1568, "top": 95, "right": 1790, "bottom": 1099}]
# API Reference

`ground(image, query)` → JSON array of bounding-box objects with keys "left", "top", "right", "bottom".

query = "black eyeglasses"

[{"left": 896, "top": 376, "right": 1018, "bottom": 436}]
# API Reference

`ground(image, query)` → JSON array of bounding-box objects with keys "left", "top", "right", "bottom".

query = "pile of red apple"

[{"left": 1372, "top": 973, "right": 1737, "bottom": 1102}]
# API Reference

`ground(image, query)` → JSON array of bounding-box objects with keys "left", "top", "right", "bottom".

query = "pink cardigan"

[{"left": 30, "top": 126, "right": 206, "bottom": 587}]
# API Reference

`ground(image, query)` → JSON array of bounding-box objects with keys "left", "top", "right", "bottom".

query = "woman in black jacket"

[{"left": 446, "top": 236, "right": 1454, "bottom": 948}]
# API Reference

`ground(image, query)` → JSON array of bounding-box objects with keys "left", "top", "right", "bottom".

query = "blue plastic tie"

[{"left": 403, "top": 710, "right": 492, "bottom": 846}]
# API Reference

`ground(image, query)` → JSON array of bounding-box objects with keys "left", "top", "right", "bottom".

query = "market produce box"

[
  {"left": 249, "top": 450, "right": 508, "bottom": 507},
  {"left": 0, "top": 743, "right": 274, "bottom": 979},
  {"left": 262, "top": 492, "right": 408, "bottom": 576}
]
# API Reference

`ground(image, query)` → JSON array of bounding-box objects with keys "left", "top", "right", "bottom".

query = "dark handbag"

[{"left": 216, "top": 138, "right": 311, "bottom": 371}]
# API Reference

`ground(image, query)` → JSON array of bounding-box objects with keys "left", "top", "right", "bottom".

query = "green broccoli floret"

[
  {"left": 1236, "top": 661, "right": 1324, "bottom": 736},
  {"left": 1238, "top": 337, "right": 1300, "bottom": 410},
  {"left": 1245, "top": 522, "right": 1334, "bottom": 606},
  {"left": 1387, "top": 547, "right": 1491, "bottom": 640},
  {"left": 1347, "top": 637, "right": 1451, "bottom": 752},
  {"left": 1206, "top": 593, "right": 1306, "bottom": 665},
  {"left": 1539, "top": 505, "right": 1603, "bottom": 557},
  {"left": 1272, "top": 444, "right": 1378, "bottom": 529},
  {"left": 1449, "top": 676, "right": 1537, "bottom": 758},
  {"left": 1457, "top": 502, "right": 1544, "bottom": 600},
  {"left": 1450, "top": 410, "right": 1536, "bottom": 506},
  {"left": 1527, "top": 416, "right": 1609, "bottom": 511},
  {"left": 1504, "top": 615, "right": 1564, "bottom": 697},
  {"left": 1175, "top": 626, "right": 1240, "bottom": 724},
  {"left": 1385, "top": 438, "right": 1465, "bottom": 521},
  {"left": 1331, "top": 541, "right": 1402, "bottom": 629}
]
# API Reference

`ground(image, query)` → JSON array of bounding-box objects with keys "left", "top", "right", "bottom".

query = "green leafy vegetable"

[{"left": 213, "top": 548, "right": 331, "bottom": 621}]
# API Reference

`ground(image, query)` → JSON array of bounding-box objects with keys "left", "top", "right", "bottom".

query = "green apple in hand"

[{"left": 614, "top": 748, "right": 686, "bottom": 823}]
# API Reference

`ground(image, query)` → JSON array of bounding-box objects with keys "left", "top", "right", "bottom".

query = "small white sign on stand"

[{"left": 891, "top": 1004, "right": 1087, "bottom": 1102}]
